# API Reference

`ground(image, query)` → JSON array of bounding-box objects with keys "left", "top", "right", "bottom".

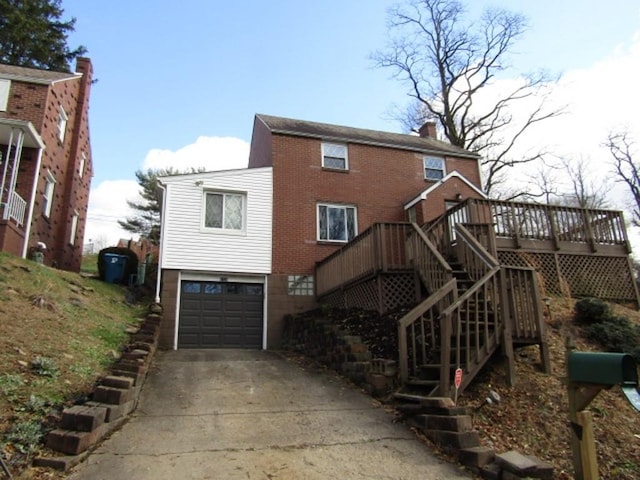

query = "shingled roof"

[
  {"left": 0, "top": 63, "right": 80, "bottom": 84},
  {"left": 256, "top": 114, "right": 479, "bottom": 159}
]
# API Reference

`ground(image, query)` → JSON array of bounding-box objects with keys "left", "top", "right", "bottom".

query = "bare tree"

[
  {"left": 607, "top": 130, "right": 640, "bottom": 225},
  {"left": 373, "top": 0, "right": 563, "bottom": 195},
  {"left": 559, "top": 156, "right": 611, "bottom": 209}
]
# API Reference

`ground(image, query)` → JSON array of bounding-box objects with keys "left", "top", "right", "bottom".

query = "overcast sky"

[{"left": 61, "top": 0, "right": 640, "bottom": 248}]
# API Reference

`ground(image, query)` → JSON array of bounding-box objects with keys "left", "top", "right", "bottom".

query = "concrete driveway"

[{"left": 67, "top": 350, "right": 472, "bottom": 479}]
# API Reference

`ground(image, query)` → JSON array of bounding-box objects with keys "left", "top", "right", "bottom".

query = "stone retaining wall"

[{"left": 33, "top": 303, "right": 162, "bottom": 471}]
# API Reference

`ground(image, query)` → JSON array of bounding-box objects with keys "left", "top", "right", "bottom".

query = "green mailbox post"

[{"left": 566, "top": 347, "right": 640, "bottom": 480}]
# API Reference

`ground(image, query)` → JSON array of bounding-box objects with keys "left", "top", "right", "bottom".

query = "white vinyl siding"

[{"left": 160, "top": 168, "right": 272, "bottom": 274}]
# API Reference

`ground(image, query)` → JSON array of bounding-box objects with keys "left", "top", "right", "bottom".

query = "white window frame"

[
  {"left": 43, "top": 171, "right": 56, "bottom": 218},
  {"left": 321, "top": 142, "right": 348, "bottom": 170},
  {"left": 57, "top": 107, "right": 68, "bottom": 142},
  {"left": 69, "top": 210, "right": 79, "bottom": 245},
  {"left": 424, "top": 156, "right": 446, "bottom": 181},
  {"left": 0, "top": 79, "right": 10, "bottom": 111},
  {"left": 317, "top": 203, "right": 357, "bottom": 243},
  {"left": 202, "top": 191, "right": 246, "bottom": 234},
  {"left": 79, "top": 151, "right": 86, "bottom": 178}
]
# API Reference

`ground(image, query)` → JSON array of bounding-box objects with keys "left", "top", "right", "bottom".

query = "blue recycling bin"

[{"left": 103, "top": 253, "right": 128, "bottom": 284}]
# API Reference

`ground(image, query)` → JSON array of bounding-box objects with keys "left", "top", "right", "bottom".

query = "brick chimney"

[{"left": 418, "top": 121, "right": 437, "bottom": 139}]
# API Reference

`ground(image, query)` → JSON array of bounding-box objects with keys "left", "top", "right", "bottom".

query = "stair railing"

[
  {"left": 436, "top": 224, "right": 503, "bottom": 396},
  {"left": 406, "top": 223, "right": 453, "bottom": 292},
  {"left": 397, "top": 278, "right": 457, "bottom": 384}
]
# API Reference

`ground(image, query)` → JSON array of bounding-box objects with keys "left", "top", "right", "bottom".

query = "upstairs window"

[
  {"left": 204, "top": 192, "right": 245, "bottom": 232},
  {"left": 0, "top": 79, "right": 10, "bottom": 111},
  {"left": 424, "top": 156, "right": 445, "bottom": 181},
  {"left": 57, "top": 107, "right": 68, "bottom": 142},
  {"left": 322, "top": 142, "right": 348, "bottom": 170},
  {"left": 43, "top": 171, "right": 56, "bottom": 217},
  {"left": 317, "top": 203, "right": 357, "bottom": 242}
]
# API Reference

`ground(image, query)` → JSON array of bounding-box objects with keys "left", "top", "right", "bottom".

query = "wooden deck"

[{"left": 315, "top": 199, "right": 638, "bottom": 397}]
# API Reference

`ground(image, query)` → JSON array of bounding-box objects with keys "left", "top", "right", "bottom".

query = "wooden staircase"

[{"left": 399, "top": 221, "right": 549, "bottom": 399}]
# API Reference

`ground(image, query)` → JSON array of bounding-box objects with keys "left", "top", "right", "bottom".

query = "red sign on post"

[{"left": 454, "top": 368, "right": 463, "bottom": 389}]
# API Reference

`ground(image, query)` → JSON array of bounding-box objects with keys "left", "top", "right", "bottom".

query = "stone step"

[
  {"left": 60, "top": 405, "right": 107, "bottom": 432},
  {"left": 93, "top": 385, "right": 132, "bottom": 405},
  {"left": 459, "top": 446, "right": 496, "bottom": 470},
  {"left": 423, "top": 429, "right": 481, "bottom": 452},
  {"left": 101, "top": 375, "right": 134, "bottom": 390},
  {"left": 412, "top": 414, "right": 473, "bottom": 432},
  {"left": 495, "top": 451, "right": 554, "bottom": 479}
]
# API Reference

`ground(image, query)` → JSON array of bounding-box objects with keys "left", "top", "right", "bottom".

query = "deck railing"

[
  {"left": 424, "top": 198, "right": 631, "bottom": 253},
  {"left": 315, "top": 222, "right": 413, "bottom": 297}
]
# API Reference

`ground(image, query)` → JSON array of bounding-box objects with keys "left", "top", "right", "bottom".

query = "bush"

[
  {"left": 574, "top": 297, "right": 612, "bottom": 325},
  {"left": 583, "top": 316, "right": 640, "bottom": 362},
  {"left": 97, "top": 247, "right": 139, "bottom": 285}
]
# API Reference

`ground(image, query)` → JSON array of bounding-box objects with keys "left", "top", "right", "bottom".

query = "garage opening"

[{"left": 178, "top": 281, "right": 263, "bottom": 348}]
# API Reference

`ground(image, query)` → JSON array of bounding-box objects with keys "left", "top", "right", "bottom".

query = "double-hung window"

[
  {"left": 322, "top": 142, "right": 348, "bottom": 170},
  {"left": 424, "top": 156, "right": 445, "bottom": 181},
  {"left": 69, "top": 210, "right": 79, "bottom": 245},
  {"left": 317, "top": 203, "right": 357, "bottom": 242},
  {"left": 204, "top": 191, "right": 245, "bottom": 232},
  {"left": 43, "top": 171, "right": 56, "bottom": 217},
  {"left": 57, "top": 107, "right": 68, "bottom": 142}
]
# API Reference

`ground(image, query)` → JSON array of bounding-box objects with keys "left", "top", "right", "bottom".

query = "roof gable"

[
  {"left": 256, "top": 114, "right": 479, "bottom": 159},
  {"left": 404, "top": 171, "right": 487, "bottom": 209}
]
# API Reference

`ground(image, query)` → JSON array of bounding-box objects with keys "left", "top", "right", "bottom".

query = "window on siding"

[
  {"left": 69, "top": 210, "right": 79, "bottom": 245},
  {"left": 322, "top": 142, "right": 348, "bottom": 170},
  {"left": 0, "top": 79, "right": 10, "bottom": 111},
  {"left": 317, "top": 203, "right": 357, "bottom": 242},
  {"left": 204, "top": 192, "right": 245, "bottom": 231},
  {"left": 43, "top": 171, "right": 56, "bottom": 218},
  {"left": 57, "top": 107, "right": 68, "bottom": 142},
  {"left": 424, "top": 156, "right": 445, "bottom": 181}
]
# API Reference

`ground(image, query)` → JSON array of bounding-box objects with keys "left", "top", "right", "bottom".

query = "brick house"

[
  {"left": 157, "top": 114, "right": 483, "bottom": 349},
  {"left": 0, "top": 59, "right": 93, "bottom": 271}
]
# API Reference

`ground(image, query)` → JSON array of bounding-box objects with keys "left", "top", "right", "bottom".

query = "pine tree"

[{"left": 0, "top": 0, "right": 86, "bottom": 72}]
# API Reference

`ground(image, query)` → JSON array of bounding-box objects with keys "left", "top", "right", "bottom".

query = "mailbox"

[{"left": 568, "top": 352, "right": 638, "bottom": 387}]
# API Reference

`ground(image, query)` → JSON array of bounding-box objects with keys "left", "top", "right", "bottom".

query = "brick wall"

[
  {"left": 270, "top": 133, "right": 482, "bottom": 275},
  {"left": 26, "top": 59, "right": 93, "bottom": 271}
]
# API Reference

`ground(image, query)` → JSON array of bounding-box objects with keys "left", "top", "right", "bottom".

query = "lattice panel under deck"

[
  {"left": 320, "top": 290, "right": 345, "bottom": 310},
  {"left": 498, "top": 251, "right": 560, "bottom": 295},
  {"left": 498, "top": 250, "right": 637, "bottom": 302},
  {"left": 344, "top": 278, "right": 379, "bottom": 311},
  {"left": 382, "top": 274, "right": 416, "bottom": 312},
  {"left": 557, "top": 255, "right": 636, "bottom": 301}
]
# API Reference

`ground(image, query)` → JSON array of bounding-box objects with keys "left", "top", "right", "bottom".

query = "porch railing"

[
  {"left": 315, "top": 222, "right": 413, "bottom": 297},
  {"left": 4, "top": 191, "right": 27, "bottom": 226}
]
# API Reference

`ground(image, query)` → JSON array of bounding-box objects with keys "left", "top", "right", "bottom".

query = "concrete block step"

[{"left": 60, "top": 405, "right": 107, "bottom": 432}]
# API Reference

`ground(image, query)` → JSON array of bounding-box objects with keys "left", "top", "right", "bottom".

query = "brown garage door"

[{"left": 178, "top": 281, "right": 263, "bottom": 348}]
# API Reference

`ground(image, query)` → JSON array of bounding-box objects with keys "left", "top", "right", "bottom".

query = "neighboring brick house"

[
  {"left": 157, "top": 114, "right": 483, "bottom": 349},
  {"left": 0, "top": 58, "right": 93, "bottom": 271}
]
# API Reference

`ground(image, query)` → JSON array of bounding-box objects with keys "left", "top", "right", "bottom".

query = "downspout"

[
  {"left": 22, "top": 147, "right": 44, "bottom": 258},
  {"left": 154, "top": 180, "right": 167, "bottom": 303}
]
